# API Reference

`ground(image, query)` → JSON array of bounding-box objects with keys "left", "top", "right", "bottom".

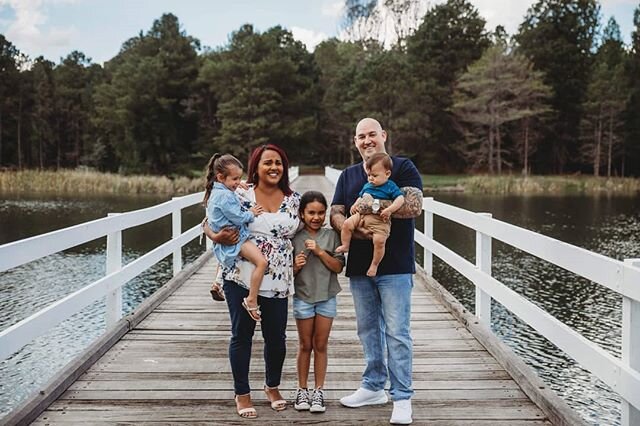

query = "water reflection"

[{"left": 431, "top": 193, "right": 640, "bottom": 426}]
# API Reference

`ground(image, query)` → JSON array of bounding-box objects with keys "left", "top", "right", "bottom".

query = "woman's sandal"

[
  {"left": 235, "top": 394, "right": 258, "bottom": 419},
  {"left": 210, "top": 283, "right": 225, "bottom": 301},
  {"left": 242, "top": 298, "right": 262, "bottom": 322},
  {"left": 264, "top": 385, "right": 287, "bottom": 411}
]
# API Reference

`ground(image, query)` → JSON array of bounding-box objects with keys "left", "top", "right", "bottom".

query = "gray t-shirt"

[{"left": 293, "top": 228, "right": 344, "bottom": 304}]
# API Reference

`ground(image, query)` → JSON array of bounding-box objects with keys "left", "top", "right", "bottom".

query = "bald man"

[{"left": 330, "top": 118, "right": 423, "bottom": 425}]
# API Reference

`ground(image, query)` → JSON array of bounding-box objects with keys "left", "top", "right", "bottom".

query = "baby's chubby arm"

[{"left": 380, "top": 195, "right": 405, "bottom": 221}]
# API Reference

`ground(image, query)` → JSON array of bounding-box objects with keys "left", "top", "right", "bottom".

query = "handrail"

[
  {"left": 0, "top": 192, "right": 204, "bottom": 272},
  {"left": 0, "top": 167, "right": 300, "bottom": 363},
  {"left": 0, "top": 192, "right": 205, "bottom": 361},
  {"left": 324, "top": 166, "right": 640, "bottom": 423}
]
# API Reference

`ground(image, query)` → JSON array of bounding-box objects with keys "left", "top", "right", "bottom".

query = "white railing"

[
  {"left": 0, "top": 166, "right": 300, "bottom": 363},
  {"left": 325, "top": 166, "right": 640, "bottom": 425},
  {"left": 0, "top": 191, "right": 207, "bottom": 361},
  {"left": 289, "top": 166, "right": 299, "bottom": 182}
]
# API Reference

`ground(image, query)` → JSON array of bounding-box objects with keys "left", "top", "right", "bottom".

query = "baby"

[{"left": 336, "top": 152, "right": 404, "bottom": 276}]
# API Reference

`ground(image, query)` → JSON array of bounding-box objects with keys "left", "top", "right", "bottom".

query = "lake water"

[
  {"left": 1, "top": 190, "right": 639, "bottom": 424},
  {"left": 429, "top": 193, "right": 640, "bottom": 426}
]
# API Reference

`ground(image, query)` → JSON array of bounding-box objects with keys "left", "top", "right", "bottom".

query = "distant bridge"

[{"left": 1, "top": 167, "right": 638, "bottom": 425}]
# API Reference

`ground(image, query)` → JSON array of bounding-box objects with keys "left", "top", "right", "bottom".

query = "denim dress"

[{"left": 206, "top": 182, "right": 254, "bottom": 268}]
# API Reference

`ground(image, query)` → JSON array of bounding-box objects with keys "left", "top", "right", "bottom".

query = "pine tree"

[
  {"left": 581, "top": 17, "right": 627, "bottom": 177},
  {"left": 407, "top": 0, "right": 490, "bottom": 172},
  {"left": 452, "top": 43, "right": 551, "bottom": 174},
  {"left": 516, "top": 0, "right": 600, "bottom": 173}
]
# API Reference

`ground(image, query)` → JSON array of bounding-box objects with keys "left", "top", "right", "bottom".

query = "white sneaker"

[
  {"left": 390, "top": 399, "right": 412, "bottom": 424},
  {"left": 340, "top": 387, "right": 388, "bottom": 407}
]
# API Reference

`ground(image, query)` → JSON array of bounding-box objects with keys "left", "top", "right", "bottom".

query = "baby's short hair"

[{"left": 365, "top": 152, "right": 393, "bottom": 171}]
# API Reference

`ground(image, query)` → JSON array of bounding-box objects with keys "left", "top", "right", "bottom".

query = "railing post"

[
  {"left": 475, "top": 213, "right": 492, "bottom": 325},
  {"left": 205, "top": 214, "right": 213, "bottom": 251},
  {"left": 622, "top": 258, "right": 640, "bottom": 426},
  {"left": 105, "top": 213, "right": 122, "bottom": 327},
  {"left": 423, "top": 197, "right": 433, "bottom": 275},
  {"left": 172, "top": 198, "right": 182, "bottom": 277}
]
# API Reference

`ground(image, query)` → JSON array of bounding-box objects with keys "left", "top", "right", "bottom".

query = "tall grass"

[
  {"left": 0, "top": 170, "right": 203, "bottom": 195},
  {"left": 461, "top": 175, "right": 640, "bottom": 194}
]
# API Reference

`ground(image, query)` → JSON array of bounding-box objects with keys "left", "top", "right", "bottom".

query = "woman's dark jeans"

[{"left": 223, "top": 280, "right": 288, "bottom": 395}]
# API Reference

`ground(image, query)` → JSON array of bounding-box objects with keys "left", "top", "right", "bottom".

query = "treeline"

[{"left": 0, "top": 0, "right": 639, "bottom": 176}]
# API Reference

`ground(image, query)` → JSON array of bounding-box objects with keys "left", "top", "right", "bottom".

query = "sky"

[{"left": 0, "top": 0, "right": 637, "bottom": 65}]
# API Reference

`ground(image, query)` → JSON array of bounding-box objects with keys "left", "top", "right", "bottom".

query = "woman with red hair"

[{"left": 204, "top": 144, "right": 299, "bottom": 419}]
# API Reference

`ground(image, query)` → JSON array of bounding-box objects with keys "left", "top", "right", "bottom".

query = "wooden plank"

[
  {"left": 416, "top": 267, "right": 585, "bottom": 426},
  {"left": 69, "top": 379, "right": 521, "bottom": 391},
  {"left": 60, "top": 388, "right": 527, "bottom": 401},
  {"left": 35, "top": 399, "right": 546, "bottom": 422},
  {"left": 78, "top": 369, "right": 514, "bottom": 382}
]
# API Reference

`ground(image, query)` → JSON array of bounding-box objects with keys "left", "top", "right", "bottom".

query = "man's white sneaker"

[
  {"left": 390, "top": 399, "right": 412, "bottom": 424},
  {"left": 340, "top": 387, "right": 388, "bottom": 407}
]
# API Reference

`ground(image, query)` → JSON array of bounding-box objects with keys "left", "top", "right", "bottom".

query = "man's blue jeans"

[{"left": 349, "top": 274, "right": 414, "bottom": 401}]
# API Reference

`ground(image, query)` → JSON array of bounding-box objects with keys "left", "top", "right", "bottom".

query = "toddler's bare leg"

[
  {"left": 367, "top": 233, "right": 387, "bottom": 277},
  {"left": 336, "top": 213, "right": 360, "bottom": 253},
  {"left": 239, "top": 241, "right": 267, "bottom": 320}
]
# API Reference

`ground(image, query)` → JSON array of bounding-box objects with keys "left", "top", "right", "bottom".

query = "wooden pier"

[{"left": 8, "top": 176, "right": 581, "bottom": 424}]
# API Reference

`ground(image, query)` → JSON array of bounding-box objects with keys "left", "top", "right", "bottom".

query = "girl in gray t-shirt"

[{"left": 292, "top": 191, "right": 345, "bottom": 414}]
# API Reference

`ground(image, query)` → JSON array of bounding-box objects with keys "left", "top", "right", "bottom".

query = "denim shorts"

[{"left": 292, "top": 296, "right": 337, "bottom": 320}]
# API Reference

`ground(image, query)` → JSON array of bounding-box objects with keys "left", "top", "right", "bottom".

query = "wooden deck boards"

[{"left": 32, "top": 176, "right": 551, "bottom": 424}]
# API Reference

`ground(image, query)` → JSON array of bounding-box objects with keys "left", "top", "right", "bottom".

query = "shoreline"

[{"left": 1, "top": 169, "right": 639, "bottom": 196}]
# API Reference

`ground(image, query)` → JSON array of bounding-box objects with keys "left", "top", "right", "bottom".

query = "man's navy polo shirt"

[{"left": 331, "top": 156, "right": 423, "bottom": 277}]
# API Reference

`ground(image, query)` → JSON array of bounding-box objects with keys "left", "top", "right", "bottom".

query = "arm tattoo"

[
  {"left": 330, "top": 205, "right": 346, "bottom": 233},
  {"left": 393, "top": 186, "right": 423, "bottom": 218},
  {"left": 354, "top": 187, "right": 423, "bottom": 219}
]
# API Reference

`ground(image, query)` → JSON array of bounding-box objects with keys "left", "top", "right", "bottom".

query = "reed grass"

[
  {"left": 0, "top": 169, "right": 203, "bottom": 195},
  {"left": 461, "top": 175, "right": 640, "bottom": 194},
  {"left": 1, "top": 170, "right": 638, "bottom": 196}
]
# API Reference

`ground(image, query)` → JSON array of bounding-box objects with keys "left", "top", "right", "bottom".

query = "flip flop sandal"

[
  {"left": 210, "top": 283, "right": 225, "bottom": 301},
  {"left": 264, "top": 385, "right": 287, "bottom": 411},
  {"left": 242, "top": 298, "right": 262, "bottom": 322},
  {"left": 235, "top": 395, "right": 258, "bottom": 419}
]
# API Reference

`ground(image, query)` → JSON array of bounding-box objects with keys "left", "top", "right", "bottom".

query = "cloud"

[
  {"left": 0, "top": 0, "right": 77, "bottom": 55},
  {"left": 291, "top": 26, "right": 329, "bottom": 51},
  {"left": 321, "top": 0, "right": 344, "bottom": 18},
  {"left": 467, "top": 0, "right": 532, "bottom": 36}
]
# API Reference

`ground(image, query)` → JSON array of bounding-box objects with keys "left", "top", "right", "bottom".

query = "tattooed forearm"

[
  {"left": 330, "top": 205, "right": 346, "bottom": 233},
  {"left": 354, "top": 187, "right": 423, "bottom": 219},
  {"left": 393, "top": 186, "right": 423, "bottom": 218}
]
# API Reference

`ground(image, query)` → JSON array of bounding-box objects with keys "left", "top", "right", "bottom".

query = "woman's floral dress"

[{"left": 222, "top": 186, "right": 300, "bottom": 298}]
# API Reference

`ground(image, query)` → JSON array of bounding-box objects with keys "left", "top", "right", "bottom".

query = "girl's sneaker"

[
  {"left": 294, "top": 388, "right": 310, "bottom": 410},
  {"left": 310, "top": 388, "right": 326, "bottom": 413}
]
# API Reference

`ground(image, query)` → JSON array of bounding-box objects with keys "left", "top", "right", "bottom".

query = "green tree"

[
  {"left": 54, "top": 51, "right": 94, "bottom": 168},
  {"left": 30, "top": 57, "right": 57, "bottom": 169},
  {"left": 452, "top": 44, "right": 551, "bottom": 174},
  {"left": 93, "top": 14, "right": 200, "bottom": 173},
  {"left": 581, "top": 17, "right": 627, "bottom": 177},
  {"left": 624, "top": 6, "right": 640, "bottom": 176},
  {"left": 0, "top": 35, "right": 21, "bottom": 166},
  {"left": 200, "top": 25, "right": 317, "bottom": 163},
  {"left": 350, "top": 44, "right": 424, "bottom": 159},
  {"left": 314, "top": 39, "right": 365, "bottom": 165},
  {"left": 406, "top": 0, "right": 490, "bottom": 171},
  {"left": 516, "top": 0, "right": 600, "bottom": 173}
]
